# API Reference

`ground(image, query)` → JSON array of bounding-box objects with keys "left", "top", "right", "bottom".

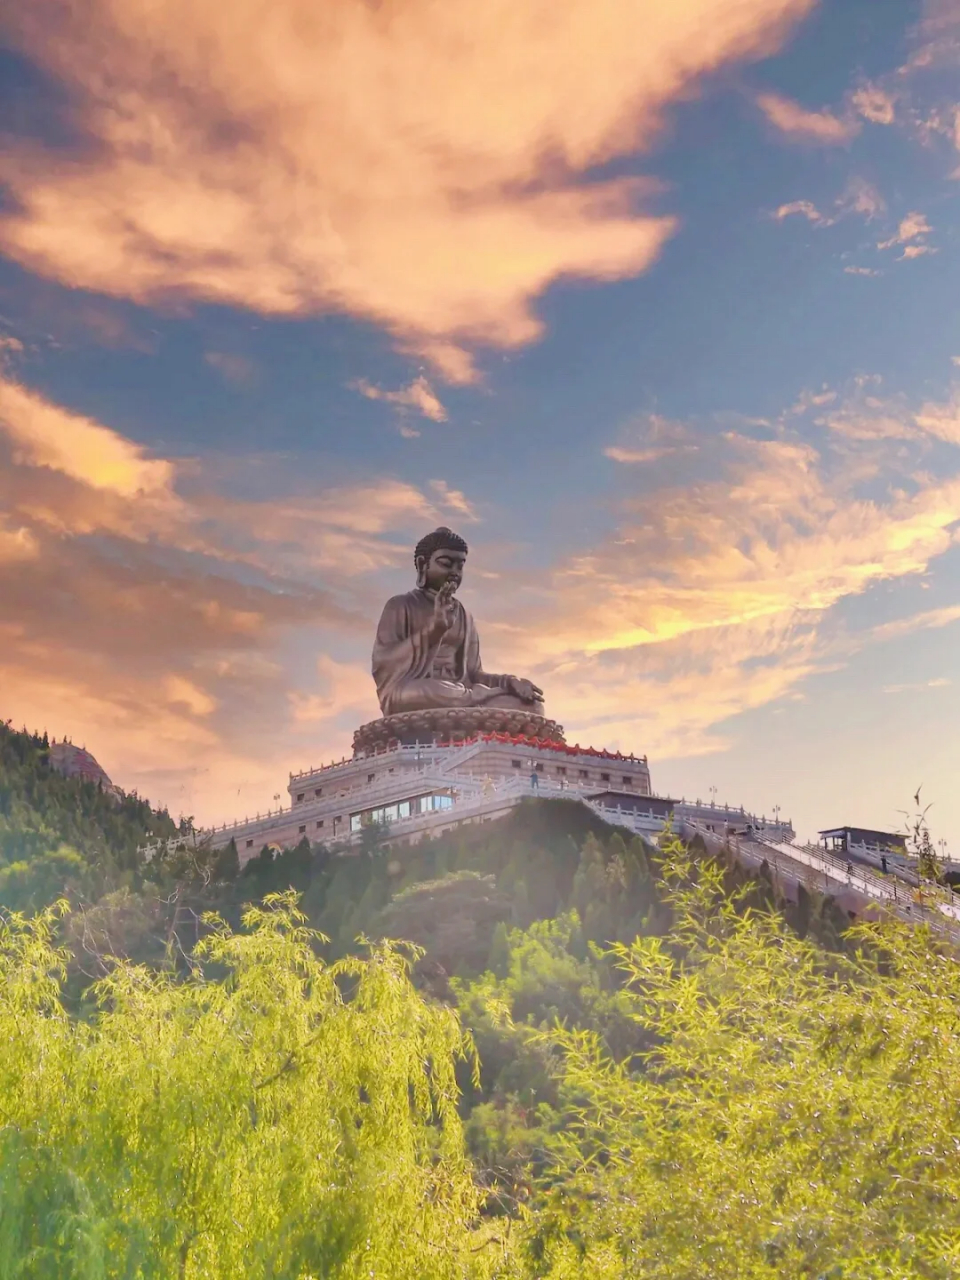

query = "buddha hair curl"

[{"left": 414, "top": 527, "right": 468, "bottom": 587}]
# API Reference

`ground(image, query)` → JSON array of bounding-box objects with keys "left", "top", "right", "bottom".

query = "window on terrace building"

[
  {"left": 298, "top": 826, "right": 306, "bottom": 834},
  {"left": 296, "top": 793, "right": 304, "bottom": 803},
  {"left": 600, "top": 772, "right": 610, "bottom": 782},
  {"left": 349, "top": 793, "right": 450, "bottom": 833}
]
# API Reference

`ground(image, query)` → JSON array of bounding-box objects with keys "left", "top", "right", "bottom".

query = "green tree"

[
  {"left": 0, "top": 894, "right": 507, "bottom": 1279},
  {"left": 526, "top": 840, "right": 960, "bottom": 1278},
  {"left": 212, "top": 838, "right": 240, "bottom": 884}
]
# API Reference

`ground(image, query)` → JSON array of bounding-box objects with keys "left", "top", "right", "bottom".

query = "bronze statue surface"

[{"left": 372, "top": 527, "right": 544, "bottom": 718}]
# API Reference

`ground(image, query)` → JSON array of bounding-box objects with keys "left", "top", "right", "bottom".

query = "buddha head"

[{"left": 414, "top": 526, "right": 468, "bottom": 592}]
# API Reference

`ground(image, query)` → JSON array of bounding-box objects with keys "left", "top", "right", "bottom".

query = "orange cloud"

[
  {"left": 0, "top": 0, "right": 815, "bottom": 379},
  {"left": 878, "top": 211, "right": 935, "bottom": 255},
  {"left": 772, "top": 178, "right": 884, "bottom": 230},
  {"left": 773, "top": 199, "right": 829, "bottom": 224},
  {"left": 0, "top": 377, "right": 175, "bottom": 499},
  {"left": 817, "top": 375, "right": 960, "bottom": 446},
  {"left": 353, "top": 375, "right": 447, "bottom": 422},
  {"left": 851, "top": 84, "right": 897, "bottom": 125},
  {"left": 0, "top": 374, "right": 485, "bottom": 822},
  {"left": 757, "top": 92, "right": 859, "bottom": 143},
  {"left": 471, "top": 416, "right": 960, "bottom": 758}
]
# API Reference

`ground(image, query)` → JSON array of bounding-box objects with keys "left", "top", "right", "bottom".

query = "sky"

[{"left": 0, "top": 0, "right": 959, "bottom": 847}]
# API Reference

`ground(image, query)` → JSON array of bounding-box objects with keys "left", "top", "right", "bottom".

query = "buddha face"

[{"left": 418, "top": 547, "right": 466, "bottom": 593}]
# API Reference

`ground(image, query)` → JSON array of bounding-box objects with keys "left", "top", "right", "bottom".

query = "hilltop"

[{"left": 0, "top": 719, "right": 178, "bottom": 913}]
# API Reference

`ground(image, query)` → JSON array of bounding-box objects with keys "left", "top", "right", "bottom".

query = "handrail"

[{"left": 691, "top": 824, "right": 960, "bottom": 933}]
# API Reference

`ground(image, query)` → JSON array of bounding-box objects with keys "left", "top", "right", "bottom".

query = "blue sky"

[{"left": 0, "top": 0, "right": 959, "bottom": 846}]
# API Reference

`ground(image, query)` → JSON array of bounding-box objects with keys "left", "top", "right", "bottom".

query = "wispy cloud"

[
  {"left": 204, "top": 351, "right": 258, "bottom": 387},
  {"left": 773, "top": 199, "right": 829, "bottom": 225},
  {"left": 871, "top": 604, "right": 960, "bottom": 643},
  {"left": 773, "top": 177, "right": 885, "bottom": 228},
  {"left": 0, "top": 0, "right": 816, "bottom": 380},
  {"left": 878, "top": 211, "right": 936, "bottom": 256},
  {"left": 813, "top": 372, "right": 960, "bottom": 446},
  {"left": 882, "top": 677, "right": 951, "bottom": 694},
  {"left": 757, "top": 92, "right": 859, "bottom": 144},
  {"left": 0, "top": 372, "right": 484, "bottom": 820},
  {"left": 0, "top": 377, "right": 177, "bottom": 501},
  {"left": 851, "top": 83, "right": 897, "bottom": 125},
  {"left": 353, "top": 375, "right": 448, "bottom": 422},
  {"left": 476, "top": 405, "right": 960, "bottom": 758}
]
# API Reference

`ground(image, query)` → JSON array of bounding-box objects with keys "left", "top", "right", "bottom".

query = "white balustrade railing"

[{"left": 685, "top": 823, "right": 960, "bottom": 934}]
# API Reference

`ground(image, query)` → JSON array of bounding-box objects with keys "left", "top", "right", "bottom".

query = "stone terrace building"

[{"left": 203, "top": 728, "right": 792, "bottom": 864}]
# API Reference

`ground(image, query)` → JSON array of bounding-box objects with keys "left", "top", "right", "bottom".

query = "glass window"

[
  {"left": 398, "top": 800, "right": 411, "bottom": 818},
  {"left": 315, "top": 787, "right": 322, "bottom": 797},
  {"left": 316, "top": 820, "right": 324, "bottom": 829},
  {"left": 579, "top": 769, "right": 589, "bottom": 778},
  {"left": 367, "top": 772, "right": 375, "bottom": 782},
  {"left": 296, "top": 793, "right": 304, "bottom": 803},
  {"left": 246, "top": 839, "right": 253, "bottom": 848},
  {"left": 298, "top": 825, "right": 306, "bottom": 834},
  {"left": 600, "top": 772, "right": 610, "bottom": 782},
  {"left": 350, "top": 814, "right": 362, "bottom": 832},
  {"left": 512, "top": 760, "right": 522, "bottom": 768},
  {"left": 384, "top": 804, "right": 398, "bottom": 822}
]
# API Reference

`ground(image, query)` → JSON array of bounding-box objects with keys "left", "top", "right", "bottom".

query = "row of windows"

[
  {"left": 350, "top": 792, "right": 453, "bottom": 832},
  {"left": 295, "top": 785, "right": 326, "bottom": 803},
  {"left": 247, "top": 816, "right": 341, "bottom": 847},
  {"left": 511, "top": 760, "right": 640, "bottom": 785},
  {"left": 295, "top": 769, "right": 392, "bottom": 803}
]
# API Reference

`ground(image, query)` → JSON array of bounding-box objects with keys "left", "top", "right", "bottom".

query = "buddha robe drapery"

[{"left": 372, "top": 588, "right": 539, "bottom": 716}]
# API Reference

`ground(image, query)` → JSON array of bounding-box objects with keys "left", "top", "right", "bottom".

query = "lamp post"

[{"left": 709, "top": 786, "right": 717, "bottom": 809}]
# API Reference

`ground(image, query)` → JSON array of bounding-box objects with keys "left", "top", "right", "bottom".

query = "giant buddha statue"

[
  {"left": 372, "top": 527, "right": 544, "bottom": 716},
  {"left": 353, "top": 525, "right": 563, "bottom": 752}
]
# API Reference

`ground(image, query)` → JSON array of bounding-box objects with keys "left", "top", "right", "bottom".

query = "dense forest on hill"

[
  {"left": 2, "top": 717, "right": 960, "bottom": 1276},
  {"left": 0, "top": 721, "right": 178, "bottom": 913}
]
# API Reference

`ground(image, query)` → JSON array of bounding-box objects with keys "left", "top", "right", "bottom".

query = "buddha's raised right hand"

[{"left": 430, "top": 579, "right": 457, "bottom": 638}]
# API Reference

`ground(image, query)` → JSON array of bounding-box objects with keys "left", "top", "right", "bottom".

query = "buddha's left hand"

[{"left": 505, "top": 675, "right": 543, "bottom": 703}]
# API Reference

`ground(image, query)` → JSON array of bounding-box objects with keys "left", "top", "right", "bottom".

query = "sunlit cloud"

[
  {"left": 871, "top": 603, "right": 960, "bottom": 643},
  {"left": 757, "top": 92, "right": 859, "bottom": 143},
  {"left": 852, "top": 83, "right": 897, "bottom": 125},
  {"left": 0, "top": 0, "right": 816, "bottom": 379},
  {"left": 878, "top": 211, "right": 936, "bottom": 256},
  {"left": 353, "top": 375, "right": 447, "bottom": 422},
  {"left": 774, "top": 200, "right": 830, "bottom": 225},
  {"left": 475, "top": 388, "right": 960, "bottom": 757},
  {"left": 772, "top": 177, "right": 884, "bottom": 229},
  {"left": 0, "top": 374, "right": 485, "bottom": 820},
  {"left": 0, "top": 376, "right": 175, "bottom": 499}
]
